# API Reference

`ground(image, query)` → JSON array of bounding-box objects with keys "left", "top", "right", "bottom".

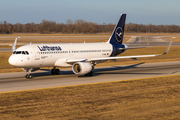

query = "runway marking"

[
  {"left": 161, "top": 39, "right": 167, "bottom": 42},
  {"left": 126, "top": 37, "right": 132, "bottom": 42},
  {"left": 144, "top": 37, "right": 149, "bottom": 45},
  {"left": 1, "top": 74, "right": 180, "bottom": 94}
]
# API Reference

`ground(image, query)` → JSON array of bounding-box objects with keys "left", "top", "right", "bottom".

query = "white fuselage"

[{"left": 8, "top": 42, "right": 113, "bottom": 68}]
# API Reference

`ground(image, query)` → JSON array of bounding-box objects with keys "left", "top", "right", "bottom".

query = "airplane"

[{"left": 8, "top": 14, "right": 172, "bottom": 79}]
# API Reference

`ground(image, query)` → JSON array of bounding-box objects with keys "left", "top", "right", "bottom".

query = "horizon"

[{"left": 1, "top": 19, "right": 180, "bottom": 26}]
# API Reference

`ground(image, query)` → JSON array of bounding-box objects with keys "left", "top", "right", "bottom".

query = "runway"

[
  {"left": 0, "top": 61, "right": 180, "bottom": 93},
  {"left": 125, "top": 35, "right": 180, "bottom": 46}
]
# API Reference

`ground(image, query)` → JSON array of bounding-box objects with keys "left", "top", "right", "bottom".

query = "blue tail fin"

[{"left": 108, "top": 14, "right": 126, "bottom": 45}]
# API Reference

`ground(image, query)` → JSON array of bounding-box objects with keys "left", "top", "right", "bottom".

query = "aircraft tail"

[{"left": 107, "top": 14, "right": 126, "bottom": 45}]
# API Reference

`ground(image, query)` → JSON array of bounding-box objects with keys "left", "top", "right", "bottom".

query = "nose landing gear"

[
  {"left": 25, "top": 68, "right": 33, "bottom": 79},
  {"left": 25, "top": 74, "right": 33, "bottom": 79}
]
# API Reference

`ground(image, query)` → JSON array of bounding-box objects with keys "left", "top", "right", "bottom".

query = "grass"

[
  {"left": 0, "top": 45, "right": 22, "bottom": 49},
  {"left": 0, "top": 33, "right": 179, "bottom": 45},
  {"left": 0, "top": 75, "right": 180, "bottom": 119},
  {"left": 0, "top": 33, "right": 111, "bottom": 36},
  {"left": 0, "top": 35, "right": 130, "bottom": 44},
  {"left": 0, "top": 46, "right": 180, "bottom": 73},
  {"left": 4, "top": 32, "right": 179, "bottom": 44}
]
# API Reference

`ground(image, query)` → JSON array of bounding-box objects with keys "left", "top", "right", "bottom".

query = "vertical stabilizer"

[{"left": 108, "top": 14, "right": 126, "bottom": 45}]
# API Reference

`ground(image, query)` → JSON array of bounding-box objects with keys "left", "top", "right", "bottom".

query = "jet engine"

[{"left": 72, "top": 62, "right": 93, "bottom": 75}]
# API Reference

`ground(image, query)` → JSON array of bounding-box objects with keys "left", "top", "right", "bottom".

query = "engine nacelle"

[{"left": 72, "top": 62, "right": 93, "bottom": 75}]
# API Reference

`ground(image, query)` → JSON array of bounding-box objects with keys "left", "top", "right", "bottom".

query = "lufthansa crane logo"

[{"left": 115, "top": 27, "right": 123, "bottom": 43}]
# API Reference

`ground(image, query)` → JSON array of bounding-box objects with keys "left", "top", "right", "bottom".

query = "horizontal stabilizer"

[{"left": 119, "top": 46, "right": 151, "bottom": 50}]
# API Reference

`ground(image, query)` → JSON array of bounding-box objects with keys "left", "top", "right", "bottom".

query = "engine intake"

[{"left": 72, "top": 62, "right": 92, "bottom": 75}]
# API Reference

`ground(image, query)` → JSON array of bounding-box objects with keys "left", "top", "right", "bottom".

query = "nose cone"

[
  {"left": 8, "top": 55, "right": 17, "bottom": 66},
  {"left": 8, "top": 54, "right": 27, "bottom": 67}
]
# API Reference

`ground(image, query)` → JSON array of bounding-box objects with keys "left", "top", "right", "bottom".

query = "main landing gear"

[{"left": 51, "top": 67, "right": 60, "bottom": 75}]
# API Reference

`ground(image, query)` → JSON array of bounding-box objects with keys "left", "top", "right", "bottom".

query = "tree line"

[{"left": 0, "top": 19, "right": 180, "bottom": 34}]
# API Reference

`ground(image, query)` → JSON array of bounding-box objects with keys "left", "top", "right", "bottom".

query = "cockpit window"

[
  {"left": 13, "top": 51, "right": 29, "bottom": 55},
  {"left": 16, "top": 51, "right": 22, "bottom": 54},
  {"left": 22, "top": 51, "right": 25, "bottom": 54},
  {"left": 25, "top": 51, "right": 29, "bottom": 55}
]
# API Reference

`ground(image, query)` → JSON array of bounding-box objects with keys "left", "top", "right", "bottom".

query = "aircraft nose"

[{"left": 8, "top": 55, "right": 17, "bottom": 66}]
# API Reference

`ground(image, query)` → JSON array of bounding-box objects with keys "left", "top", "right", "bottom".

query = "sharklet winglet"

[{"left": 12, "top": 37, "right": 17, "bottom": 51}]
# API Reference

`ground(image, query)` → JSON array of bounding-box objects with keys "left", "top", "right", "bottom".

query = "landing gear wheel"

[
  {"left": 25, "top": 74, "right": 33, "bottom": 79},
  {"left": 85, "top": 71, "right": 93, "bottom": 77},
  {"left": 51, "top": 68, "right": 60, "bottom": 75},
  {"left": 55, "top": 69, "right": 60, "bottom": 75},
  {"left": 51, "top": 69, "right": 55, "bottom": 75}
]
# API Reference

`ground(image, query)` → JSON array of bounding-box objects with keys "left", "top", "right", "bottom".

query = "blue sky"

[{"left": 0, "top": 0, "right": 180, "bottom": 25}]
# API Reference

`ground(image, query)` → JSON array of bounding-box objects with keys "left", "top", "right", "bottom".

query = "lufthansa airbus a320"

[{"left": 8, "top": 14, "right": 172, "bottom": 78}]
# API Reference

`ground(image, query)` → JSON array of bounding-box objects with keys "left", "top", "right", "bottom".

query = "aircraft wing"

[
  {"left": 66, "top": 58, "right": 88, "bottom": 63},
  {"left": 66, "top": 42, "right": 172, "bottom": 64},
  {"left": 90, "top": 54, "right": 157, "bottom": 61}
]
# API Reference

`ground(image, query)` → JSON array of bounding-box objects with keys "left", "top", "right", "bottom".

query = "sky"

[{"left": 0, "top": 0, "right": 180, "bottom": 25}]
